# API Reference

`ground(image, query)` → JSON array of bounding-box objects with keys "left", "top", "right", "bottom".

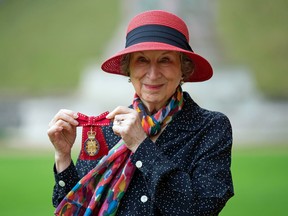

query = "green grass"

[
  {"left": 0, "top": 150, "right": 55, "bottom": 215},
  {"left": 218, "top": 0, "right": 288, "bottom": 99},
  {"left": 0, "top": 0, "right": 120, "bottom": 96},
  {"left": 221, "top": 146, "right": 288, "bottom": 215},
  {"left": 0, "top": 145, "right": 287, "bottom": 215}
]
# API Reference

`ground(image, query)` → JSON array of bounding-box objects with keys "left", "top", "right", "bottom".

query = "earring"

[
  {"left": 128, "top": 78, "right": 131, "bottom": 83},
  {"left": 180, "top": 77, "right": 184, "bottom": 85}
]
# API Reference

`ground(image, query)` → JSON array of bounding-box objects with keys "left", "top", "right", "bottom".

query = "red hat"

[{"left": 101, "top": 10, "right": 213, "bottom": 82}]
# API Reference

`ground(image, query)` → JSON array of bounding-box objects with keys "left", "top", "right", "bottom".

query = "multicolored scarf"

[{"left": 54, "top": 86, "right": 184, "bottom": 216}]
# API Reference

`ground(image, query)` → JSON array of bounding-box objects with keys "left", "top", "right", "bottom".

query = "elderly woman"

[{"left": 48, "top": 10, "right": 234, "bottom": 216}]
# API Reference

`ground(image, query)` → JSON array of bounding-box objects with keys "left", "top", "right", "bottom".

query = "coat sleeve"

[
  {"left": 131, "top": 112, "right": 234, "bottom": 215},
  {"left": 52, "top": 161, "right": 79, "bottom": 207},
  {"left": 51, "top": 125, "right": 118, "bottom": 208}
]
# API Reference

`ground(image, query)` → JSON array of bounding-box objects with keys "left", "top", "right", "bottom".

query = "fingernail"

[{"left": 73, "top": 113, "right": 78, "bottom": 118}]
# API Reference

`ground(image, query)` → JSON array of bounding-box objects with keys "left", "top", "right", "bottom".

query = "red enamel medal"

[
  {"left": 84, "top": 126, "right": 100, "bottom": 156},
  {"left": 76, "top": 112, "right": 110, "bottom": 160}
]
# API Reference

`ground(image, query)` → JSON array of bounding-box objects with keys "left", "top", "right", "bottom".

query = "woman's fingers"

[
  {"left": 47, "top": 109, "right": 78, "bottom": 141},
  {"left": 107, "top": 106, "right": 146, "bottom": 152},
  {"left": 49, "top": 109, "right": 78, "bottom": 127},
  {"left": 106, "top": 106, "right": 132, "bottom": 119},
  {"left": 47, "top": 109, "right": 78, "bottom": 151}
]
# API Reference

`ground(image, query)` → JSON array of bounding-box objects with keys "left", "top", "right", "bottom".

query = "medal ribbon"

[
  {"left": 55, "top": 86, "right": 184, "bottom": 216},
  {"left": 77, "top": 112, "right": 110, "bottom": 127}
]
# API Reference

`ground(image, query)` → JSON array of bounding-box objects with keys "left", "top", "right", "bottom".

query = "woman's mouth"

[{"left": 144, "top": 84, "right": 164, "bottom": 90}]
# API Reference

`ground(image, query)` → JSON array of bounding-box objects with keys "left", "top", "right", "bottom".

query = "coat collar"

[{"left": 170, "top": 92, "right": 209, "bottom": 132}]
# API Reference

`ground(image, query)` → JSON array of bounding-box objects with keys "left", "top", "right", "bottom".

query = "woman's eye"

[
  {"left": 159, "top": 57, "right": 171, "bottom": 63},
  {"left": 136, "top": 57, "right": 148, "bottom": 63}
]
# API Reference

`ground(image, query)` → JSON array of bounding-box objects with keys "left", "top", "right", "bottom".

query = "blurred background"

[{"left": 0, "top": 0, "right": 287, "bottom": 215}]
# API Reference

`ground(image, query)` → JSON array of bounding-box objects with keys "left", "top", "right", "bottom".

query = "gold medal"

[{"left": 84, "top": 127, "right": 100, "bottom": 156}]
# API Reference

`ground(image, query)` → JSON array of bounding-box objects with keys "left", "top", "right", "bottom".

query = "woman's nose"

[{"left": 146, "top": 64, "right": 161, "bottom": 79}]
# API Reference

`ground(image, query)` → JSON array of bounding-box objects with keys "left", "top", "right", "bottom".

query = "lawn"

[
  {"left": 0, "top": 145, "right": 287, "bottom": 215},
  {"left": 0, "top": 0, "right": 120, "bottom": 96},
  {"left": 0, "top": 149, "right": 55, "bottom": 215},
  {"left": 217, "top": 0, "right": 288, "bottom": 99},
  {"left": 221, "top": 146, "right": 288, "bottom": 215}
]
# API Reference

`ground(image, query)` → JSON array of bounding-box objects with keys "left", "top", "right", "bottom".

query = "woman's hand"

[
  {"left": 106, "top": 106, "right": 147, "bottom": 153},
  {"left": 47, "top": 109, "right": 79, "bottom": 172}
]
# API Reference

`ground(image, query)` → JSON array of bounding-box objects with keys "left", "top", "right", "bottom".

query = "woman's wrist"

[{"left": 55, "top": 152, "right": 72, "bottom": 173}]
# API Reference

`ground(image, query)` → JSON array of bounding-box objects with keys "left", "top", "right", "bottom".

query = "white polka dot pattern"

[{"left": 52, "top": 92, "right": 234, "bottom": 215}]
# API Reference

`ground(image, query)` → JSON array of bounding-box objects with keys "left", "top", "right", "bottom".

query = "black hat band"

[{"left": 125, "top": 24, "right": 193, "bottom": 52}]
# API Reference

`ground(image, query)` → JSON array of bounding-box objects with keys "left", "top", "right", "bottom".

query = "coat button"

[
  {"left": 58, "top": 180, "right": 65, "bottom": 187},
  {"left": 136, "top": 160, "right": 143, "bottom": 168},
  {"left": 141, "top": 195, "right": 148, "bottom": 203}
]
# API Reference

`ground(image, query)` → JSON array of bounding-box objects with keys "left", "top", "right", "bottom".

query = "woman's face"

[{"left": 129, "top": 50, "right": 182, "bottom": 113}]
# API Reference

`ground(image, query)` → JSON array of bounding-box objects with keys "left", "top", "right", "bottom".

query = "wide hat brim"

[{"left": 101, "top": 42, "right": 213, "bottom": 82}]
